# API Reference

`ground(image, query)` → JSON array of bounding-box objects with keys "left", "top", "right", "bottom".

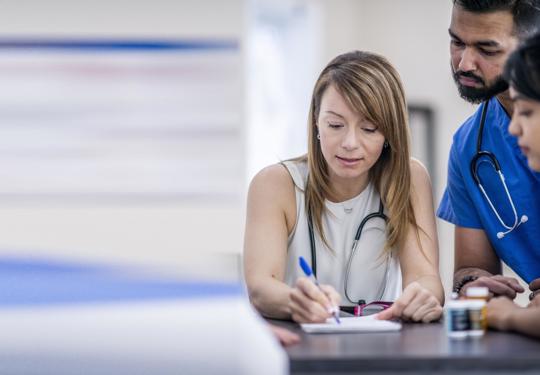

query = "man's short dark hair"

[{"left": 453, "top": 0, "right": 540, "bottom": 38}]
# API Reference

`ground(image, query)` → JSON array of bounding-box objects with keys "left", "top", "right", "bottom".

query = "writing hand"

[{"left": 289, "top": 277, "right": 340, "bottom": 323}]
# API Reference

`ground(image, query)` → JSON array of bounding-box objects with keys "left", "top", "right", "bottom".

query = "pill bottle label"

[
  {"left": 449, "top": 309, "right": 469, "bottom": 331},
  {"left": 467, "top": 301, "right": 487, "bottom": 337}
]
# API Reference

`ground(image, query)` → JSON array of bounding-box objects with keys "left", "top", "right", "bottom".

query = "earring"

[
  {"left": 317, "top": 134, "right": 321, "bottom": 140},
  {"left": 383, "top": 141, "right": 389, "bottom": 148}
]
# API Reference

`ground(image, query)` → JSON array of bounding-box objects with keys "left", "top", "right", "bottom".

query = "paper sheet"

[{"left": 300, "top": 314, "right": 401, "bottom": 333}]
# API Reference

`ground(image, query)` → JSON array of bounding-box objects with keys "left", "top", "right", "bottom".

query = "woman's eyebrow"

[
  {"left": 324, "top": 110, "right": 345, "bottom": 119},
  {"left": 510, "top": 93, "right": 527, "bottom": 102}
]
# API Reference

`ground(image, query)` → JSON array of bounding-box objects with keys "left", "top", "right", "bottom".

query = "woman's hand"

[
  {"left": 268, "top": 324, "right": 300, "bottom": 346},
  {"left": 376, "top": 281, "right": 442, "bottom": 323},
  {"left": 289, "top": 277, "right": 341, "bottom": 323},
  {"left": 529, "top": 293, "right": 540, "bottom": 308},
  {"left": 529, "top": 278, "right": 540, "bottom": 301},
  {"left": 486, "top": 296, "right": 520, "bottom": 331}
]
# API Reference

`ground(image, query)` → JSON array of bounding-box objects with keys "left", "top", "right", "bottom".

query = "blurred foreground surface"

[{"left": 0, "top": 254, "right": 286, "bottom": 375}]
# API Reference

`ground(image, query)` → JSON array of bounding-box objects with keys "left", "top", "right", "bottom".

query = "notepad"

[{"left": 300, "top": 314, "right": 401, "bottom": 333}]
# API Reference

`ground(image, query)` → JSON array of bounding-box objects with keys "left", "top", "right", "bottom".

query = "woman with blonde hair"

[{"left": 244, "top": 51, "right": 444, "bottom": 323}]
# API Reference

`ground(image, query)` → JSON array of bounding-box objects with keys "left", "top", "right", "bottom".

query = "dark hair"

[
  {"left": 453, "top": 0, "right": 540, "bottom": 38},
  {"left": 504, "top": 32, "right": 540, "bottom": 101}
]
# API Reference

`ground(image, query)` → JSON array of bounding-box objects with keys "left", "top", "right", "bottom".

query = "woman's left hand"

[{"left": 376, "top": 281, "right": 442, "bottom": 322}]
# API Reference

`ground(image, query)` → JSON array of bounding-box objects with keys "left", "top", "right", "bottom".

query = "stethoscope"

[
  {"left": 308, "top": 199, "right": 390, "bottom": 304},
  {"left": 470, "top": 101, "right": 528, "bottom": 239}
]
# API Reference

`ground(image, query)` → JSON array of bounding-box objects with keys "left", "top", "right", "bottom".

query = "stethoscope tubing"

[
  {"left": 470, "top": 100, "right": 525, "bottom": 237},
  {"left": 308, "top": 200, "right": 389, "bottom": 304}
]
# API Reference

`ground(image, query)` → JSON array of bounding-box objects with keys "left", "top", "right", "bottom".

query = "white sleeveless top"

[{"left": 283, "top": 160, "right": 402, "bottom": 306}]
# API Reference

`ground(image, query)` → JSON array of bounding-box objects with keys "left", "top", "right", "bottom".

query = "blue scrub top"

[{"left": 438, "top": 97, "right": 540, "bottom": 283}]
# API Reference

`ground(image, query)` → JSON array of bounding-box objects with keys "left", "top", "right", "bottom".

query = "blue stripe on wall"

[
  {"left": 0, "top": 38, "right": 238, "bottom": 52},
  {"left": 0, "top": 256, "right": 242, "bottom": 307}
]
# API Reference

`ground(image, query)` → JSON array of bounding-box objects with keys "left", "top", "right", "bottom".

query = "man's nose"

[{"left": 458, "top": 47, "right": 477, "bottom": 73}]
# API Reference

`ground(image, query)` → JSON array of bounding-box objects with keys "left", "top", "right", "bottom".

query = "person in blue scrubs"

[
  {"left": 487, "top": 32, "right": 540, "bottom": 338},
  {"left": 438, "top": 0, "right": 540, "bottom": 299}
]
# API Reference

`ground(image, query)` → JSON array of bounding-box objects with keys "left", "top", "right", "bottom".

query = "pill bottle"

[
  {"left": 466, "top": 299, "right": 486, "bottom": 337},
  {"left": 465, "top": 287, "right": 488, "bottom": 337},
  {"left": 445, "top": 295, "right": 469, "bottom": 339},
  {"left": 465, "top": 286, "right": 489, "bottom": 300}
]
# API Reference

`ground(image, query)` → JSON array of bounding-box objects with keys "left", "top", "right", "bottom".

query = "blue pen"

[{"left": 299, "top": 256, "right": 341, "bottom": 324}]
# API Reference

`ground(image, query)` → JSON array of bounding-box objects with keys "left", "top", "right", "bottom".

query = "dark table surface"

[{"left": 269, "top": 318, "right": 540, "bottom": 374}]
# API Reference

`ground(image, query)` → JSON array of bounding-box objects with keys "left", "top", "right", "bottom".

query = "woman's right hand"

[{"left": 289, "top": 277, "right": 341, "bottom": 323}]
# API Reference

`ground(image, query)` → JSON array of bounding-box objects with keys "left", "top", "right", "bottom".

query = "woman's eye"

[
  {"left": 519, "top": 110, "right": 533, "bottom": 117},
  {"left": 328, "top": 123, "right": 343, "bottom": 129},
  {"left": 362, "top": 128, "right": 377, "bottom": 133}
]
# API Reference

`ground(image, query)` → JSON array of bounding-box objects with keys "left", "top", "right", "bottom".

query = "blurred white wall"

[
  {"left": 0, "top": 0, "right": 241, "bottom": 38},
  {"left": 0, "top": 0, "right": 246, "bottom": 275}
]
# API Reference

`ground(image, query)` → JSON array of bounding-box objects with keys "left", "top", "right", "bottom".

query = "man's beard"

[{"left": 452, "top": 66, "right": 508, "bottom": 104}]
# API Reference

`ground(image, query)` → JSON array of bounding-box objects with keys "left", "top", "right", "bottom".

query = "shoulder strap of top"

[{"left": 280, "top": 160, "right": 307, "bottom": 191}]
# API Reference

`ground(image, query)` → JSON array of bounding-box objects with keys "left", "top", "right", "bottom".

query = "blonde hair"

[{"left": 301, "top": 50, "right": 418, "bottom": 254}]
